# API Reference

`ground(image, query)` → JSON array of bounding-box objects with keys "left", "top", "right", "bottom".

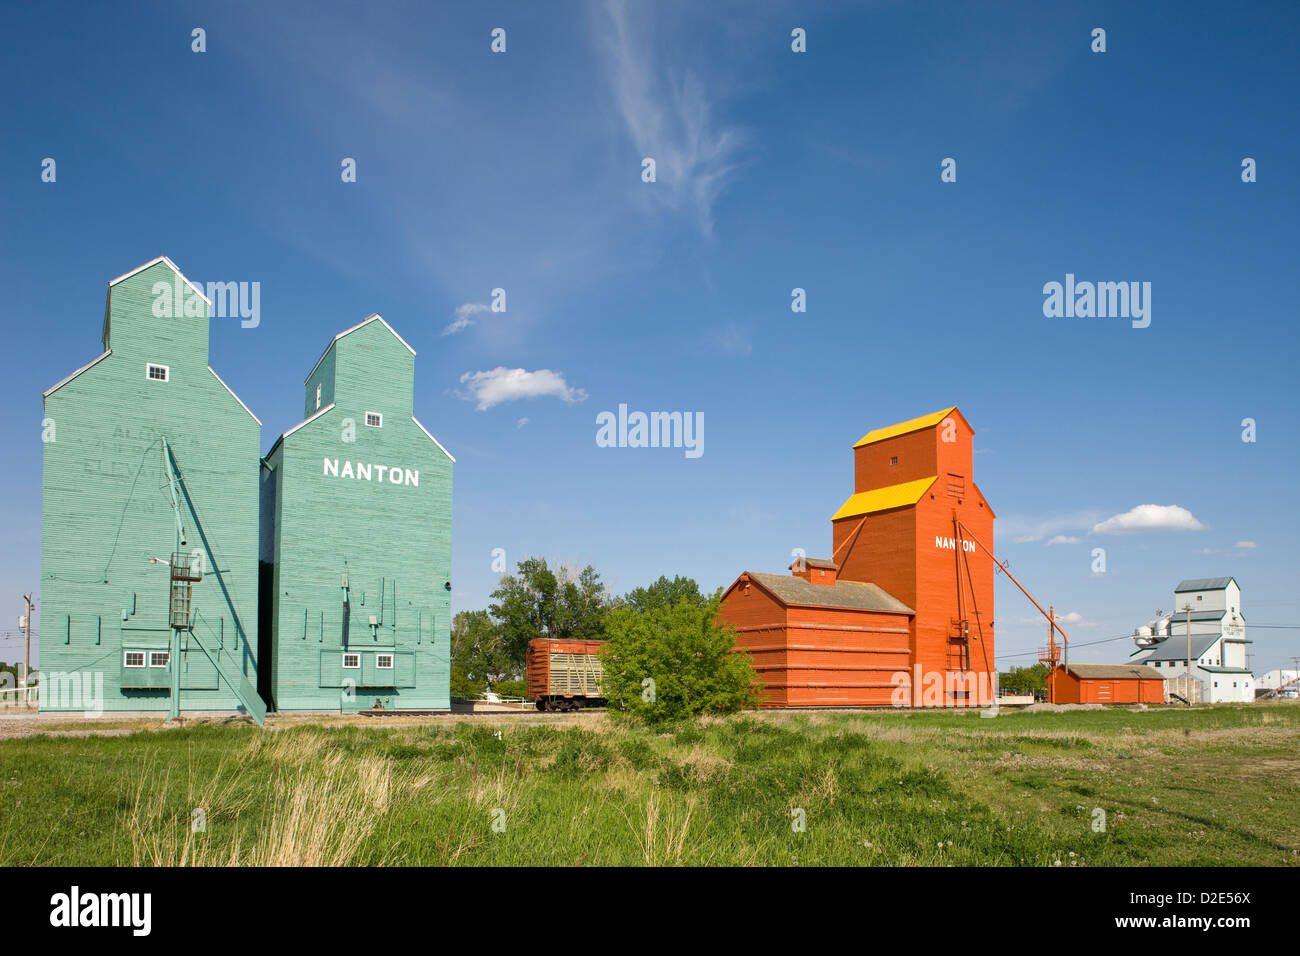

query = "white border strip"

[
  {"left": 108, "top": 255, "right": 212, "bottom": 306},
  {"left": 208, "top": 366, "right": 262, "bottom": 425},
  {"left": 413, "top": 416, "right": 455, "bottom": 462},
  {"left": 303, "top": 313, "right": 416, "bottom": 384},
  {"left": 43, "top": 350, "right": 111, "bottom": 398}
]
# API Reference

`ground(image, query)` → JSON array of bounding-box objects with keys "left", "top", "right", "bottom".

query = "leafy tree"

[
  {"left": 602, "top": 588, "right": 761, "bottom": 724},
  {"left": 490, "top": 557, "right": 609, "bottom": 667},
  {"left": 451, "top": 609, "right": 510, "bottom": 694},
  {"left": 998, "top": 663, "right": 1048, "bottom": 695},
  {"left": 622, "top": 575, "right": 706, "bottom": 614}
]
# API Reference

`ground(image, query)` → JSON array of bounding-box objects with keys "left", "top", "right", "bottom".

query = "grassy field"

[{"left": 0, "top": 703, "right": 1297, "bottom": 866}]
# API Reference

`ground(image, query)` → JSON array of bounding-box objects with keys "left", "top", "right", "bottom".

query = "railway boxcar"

[{"left": 527, "top": 637, "right": 606, "bottom": 711}]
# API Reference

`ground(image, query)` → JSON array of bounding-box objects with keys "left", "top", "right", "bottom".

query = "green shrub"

[
  {"left": 602, "top": 590, "right": 761, "bottom": 724},
  {"left": 491, "top": 679, "right": 527, "bottom": 699}
]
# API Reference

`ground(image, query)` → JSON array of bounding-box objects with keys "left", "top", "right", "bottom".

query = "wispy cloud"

[
  {"left": 1045, "top": 535, "right": 1080, "bottom": 546},
  {"left": 1092, "top": 504, "right": 1205, "bottom": 535},
  {"left": 710, "top": 322, "right": 752, "bottom": 357},
  {"left": 458, "top": 368, "right": 588, "bottom": 411},
  {"left": 516, "top": 417, "right": 530, "bottom": 429},
  {"left": 442, "top": 302, "right": 489, "bottom": 336},
  {"left": 594, "top": 0, "right": 748, "bottom": 236},
  {"left": 998, "top": 510, "right": 1104, "bottom": 544}
]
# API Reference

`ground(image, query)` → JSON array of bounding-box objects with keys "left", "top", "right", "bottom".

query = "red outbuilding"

[
  {"left": 719, "top": 561, "right": 913, "bottom": 707},
  {"left": 1049, "top": 663, "right": 1166, "bottom": 704}
]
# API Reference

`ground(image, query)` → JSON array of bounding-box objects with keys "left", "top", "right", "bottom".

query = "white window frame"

[
  {"left": 124, "top": 651, "right": 146, "bottom": 668},
  {"left": 342, "top": 653, "right": 360, "bottom": 670},
  {"left": 365, "top": 411, "right": 382, "bottom": 428},
  {"left": 146, "top": 363, "right": 169, "bottom": 382},
  {"left": 149, "top": 650, "right": 170, "bottom": 668},
  {"left": 376, "top": 653, "right": 394, "bottom": 670},
  {"left": 315, "top": 384, "right": 322, "bottom": 410}
]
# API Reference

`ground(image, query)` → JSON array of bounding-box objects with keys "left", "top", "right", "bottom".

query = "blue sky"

[{"left": 2, "top": 1, "right": 1297, "bottom": 674}]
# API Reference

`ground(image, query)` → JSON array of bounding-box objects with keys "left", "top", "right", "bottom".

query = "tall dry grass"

[{"left": 125, "top": 732, "right": 412, "bottom": 866}]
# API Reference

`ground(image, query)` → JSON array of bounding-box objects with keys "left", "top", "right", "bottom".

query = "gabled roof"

[
  {"left": 791, "top": 558, "right": 838, "bottom": 570},
  {"left": 1175, "top": 577, "right": 1236, "bottom": 592},
  {"left": 1133, "top": 634, "right": 1221, "bottom": 663},
  {"left": 853, "top": 407, "right": 957, "bottom": 448},
  {"left": 104, "top": 256, "right": 211, "bottom": 349},
  {"left": 108, "top": 255, "right": 211, "bottom": 304},
  {"left": 832, "top": 476, "right": 937, "bottom": 521},
  {"left": 1066, "top": 663, "right": 1163, "bottom": 680},
  {"left": 263, "top": 402, "right": 337, "bottom": 461},
  {"left": 304, "top": 313, "right": 416, "bottom": 384},
  {"left": 741, "top": 572, "right": 912, "bottom": 614}
]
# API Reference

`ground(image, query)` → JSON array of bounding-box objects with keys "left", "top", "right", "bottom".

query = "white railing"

[{"left": 0, "top": 685, "right": 39, "bottom": 706}]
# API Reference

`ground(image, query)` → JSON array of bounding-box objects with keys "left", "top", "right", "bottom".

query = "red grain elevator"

[{"left": 720, "top": 407, "right": 997, "bottom": 707}]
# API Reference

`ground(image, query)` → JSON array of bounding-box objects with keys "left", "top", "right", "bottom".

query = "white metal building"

[
  {"left": 1257, "top": 669, "right": 1299, "bottom": 698},
  {"left": 1130, "top": 577, "right": 1254, "bottom": 704}
]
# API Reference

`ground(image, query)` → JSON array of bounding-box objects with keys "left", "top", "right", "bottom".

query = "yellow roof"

[
  {"left": 832, "top": 476, "right": 937, "bottom": 521},
  {"left": 853, "top": 407, "right": 957, "bottom": 448}
]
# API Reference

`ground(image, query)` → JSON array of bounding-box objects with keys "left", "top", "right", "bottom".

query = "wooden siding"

[
  {"left": 261, "top": 318, "right": 452, "bottom": 712},
  {"left": 718, "top": 573, "right": 913, "bottom": 707},
  {"left": 40, "top": 260, "right": 260, "bottom": 714}
]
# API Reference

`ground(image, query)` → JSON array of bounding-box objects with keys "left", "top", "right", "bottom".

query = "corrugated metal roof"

[
  {"left": 1067, "top": 663, "right": 1163, "bottom": 680},
  {"left": 853, "top": 407, "right": 956, "bottom": 448},
  {"left": 1134, "top": 634, "right": 1220, "bottom": 662},
  {"left": 1174, "top": 577, "right": 1235, "bottom": 592},
  {"left": 832, "top": 476, "right": 937, "bottom": 521},
  {"left": 746, "top": 572, "right": 913, "bottom": 614},
  {"left": 1163, "top": 609, "right": 1228, "bottom": 623},
  {"left": 1199, "top": 666, "right": 1253, "bottom": 674}
]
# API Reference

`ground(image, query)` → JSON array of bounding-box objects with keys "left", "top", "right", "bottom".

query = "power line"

[{"left": 996, "top": 632, "right": 1137, "bottom": 662}]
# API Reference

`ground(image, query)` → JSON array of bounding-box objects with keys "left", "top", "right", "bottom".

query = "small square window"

[
  {"left": 124, "top": 651, "right": 145, "bottom": 668},
  {"left": 342, "top": 653, "right": 360, "bottom": 669},
  {"left": 365, "top": 412, "right": 382, "bottom": 428},
  {"left": 376, "top": 654, "right": 394, "bottom": 669},
  {"left": 889, "top": 456, "right": 898, "bottom": 465},
  {"left": 146, "top": 363, "right": 169, "bottom": 382},
  {"left": 149, "top": 651, "right": 170, "bottom": 668}
]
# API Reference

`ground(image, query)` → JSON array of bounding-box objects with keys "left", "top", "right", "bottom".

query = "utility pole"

[
  {"left": 1183, "top": 603, "right": 1194, "bottom": 706},
  {"left": 22, "top": 593, "right": 33, "bottom": 696}
]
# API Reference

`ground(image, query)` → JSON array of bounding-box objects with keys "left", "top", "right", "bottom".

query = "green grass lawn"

[{"left": 1, "top": 703, "right": 1297, "bottom": 866}]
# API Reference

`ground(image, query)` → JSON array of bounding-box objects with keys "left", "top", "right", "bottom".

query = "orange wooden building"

[
  {"left": 719, "top": 561, "right": 913, "bottom": 706},
  {"left": 1049, "top": 663, "right": 1165, "bottom": 704},
  {"left": 719, "top": 407, "right": 997, "bottom": 707}
]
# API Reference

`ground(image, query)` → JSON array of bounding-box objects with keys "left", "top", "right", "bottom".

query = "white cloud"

[
  {"left": 516, "top": 417, "right": 530, "bottom": 429},
  {"left": 1091, "top": 504, "right": 1205, "bottom": 535},
  {"left": 458, "top": 368, "right": 587, "bottom": 411},
  {"left": 998, "top": 510, "right": 1104, "bottom": 544},
  {"left": 1235, "top": 541, "right": 1256, "bottom": 549},
  {"left": 1045, "top": 535, "right": 1080, "bottom": 546},
  {"left": 442, "top": 302, "right": 489, "bottom": 336},
  {"left": 594, "top": 0, "right": 748, "bottom": 236}
]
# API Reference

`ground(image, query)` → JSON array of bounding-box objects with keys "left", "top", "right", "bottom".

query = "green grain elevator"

[
  {"left": 259, "top": 314, "right": 454, "bottom": 712},
  {"left": 40, "top": 257, "right": 264, "bottom": 719}
]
